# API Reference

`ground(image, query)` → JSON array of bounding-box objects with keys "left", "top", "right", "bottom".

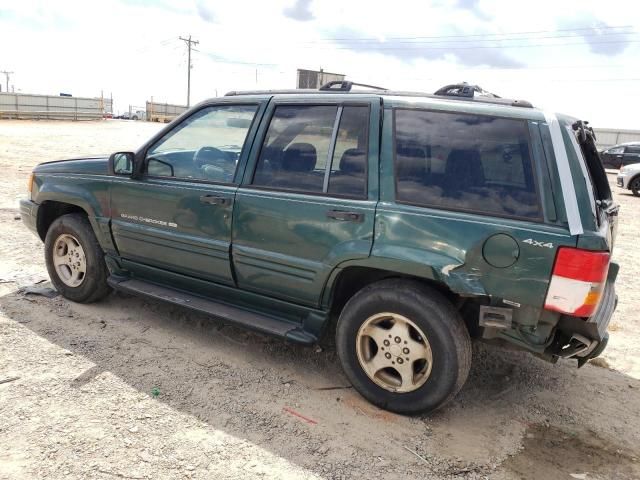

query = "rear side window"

[
  {"left": 252, "top": 105, "right": 369, "bottom": 197},
  {"left": 394, "top": 109, "right": 541, "bottom": 219},
  {"left": 626, "top": 146, "right": 640, "bottom": 154}
]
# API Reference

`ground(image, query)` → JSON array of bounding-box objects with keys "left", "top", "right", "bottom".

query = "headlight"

[{"left": 27, "top": 172, "right": 34, "bottom": 198}]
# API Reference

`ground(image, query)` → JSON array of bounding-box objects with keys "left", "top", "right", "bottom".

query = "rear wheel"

[
  {"left": 630, "top": 177, "right": 640, "bottom": 197},
  {"left": 335, "top": 279, "right": 471, "bottom": 415},
  {"left": 44, "top": 213, "right": 111, "bottom": 303}
]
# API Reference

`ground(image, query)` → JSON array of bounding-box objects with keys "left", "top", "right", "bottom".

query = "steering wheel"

[{"left": 193, "top": 146, "right": 228, "bottom": 168}]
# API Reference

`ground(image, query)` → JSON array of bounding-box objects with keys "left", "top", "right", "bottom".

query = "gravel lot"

[{"left": 1, "top": 120, "right": 639, "bottom": 480}]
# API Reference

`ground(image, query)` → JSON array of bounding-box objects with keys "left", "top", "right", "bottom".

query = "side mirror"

[{"left": 109, "top": 152, "right": 135, "bottom": 176}]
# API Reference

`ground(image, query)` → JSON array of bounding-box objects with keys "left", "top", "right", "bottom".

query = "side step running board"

[{"left": 107, "top": 277, "right": 317, "bottom": 345}]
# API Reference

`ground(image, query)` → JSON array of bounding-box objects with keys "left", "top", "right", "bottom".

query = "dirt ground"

[{"left": 1, "top": 119, "right": 639, "bottom": 480}]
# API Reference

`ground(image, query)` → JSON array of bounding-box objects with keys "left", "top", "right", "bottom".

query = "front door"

[
  {"left": 232, "top": 98, "right": 380, "bottom": 306},
  {"left": 110, "top": 102, "right": 263, "bottom": 285},
  {"left": 622, "top": 145, "right": 640, "bottom": 167}
]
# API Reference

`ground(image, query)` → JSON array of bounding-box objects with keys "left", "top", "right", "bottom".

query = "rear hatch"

[
  {"left": 567, "top": 120, "right": 619, "bottom": 332},
  {"left": 564, "top": 119, "right": 619, "bottom": 250}
]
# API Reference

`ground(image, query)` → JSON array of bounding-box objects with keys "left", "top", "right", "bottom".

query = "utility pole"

[
  {"left": 179, "top": 35, "right": 199, "bottom": 107},
  {"left": 1, "top": 71, "right": 13, "bottom": 93}
]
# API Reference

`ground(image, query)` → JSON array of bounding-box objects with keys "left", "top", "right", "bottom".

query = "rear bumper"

[
  {"left": 19, "top": 199, "right": 40, "bottom": 238},
  {"left": 549, "top": 279, "right": 617, "bottom": 364}
]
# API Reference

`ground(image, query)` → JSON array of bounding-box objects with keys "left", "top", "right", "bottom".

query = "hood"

[
  {"left": 621, "top": 162, "right": 640, "bottom": 172},
  {"left": 33, "top": 155, "right": 110, "bottom": 175}
]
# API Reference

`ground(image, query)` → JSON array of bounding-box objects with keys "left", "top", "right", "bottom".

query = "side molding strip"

[{"left": 543, "top": 112, "right": 584, "bottom": 236}]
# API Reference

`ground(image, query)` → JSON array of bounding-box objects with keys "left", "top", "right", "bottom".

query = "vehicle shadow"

[{"left": 2, "top": 288, "right": 640, "bottom": 479}]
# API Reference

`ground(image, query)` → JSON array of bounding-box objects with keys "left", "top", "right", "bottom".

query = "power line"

[
  {"left": 317, "top": 38, "right": 640, "bottom": 51},
  {"left": 312, "top": 25, "right": 635, "bottom": 42},
  {"left": 315, "top": 31, "right": 638, "bottom": 46},
  {"left": 179, "top": 35, "right": 199, "bottom": 107},
  {"left": 0, "top": 70, "right": 13, "bottom": 93}
]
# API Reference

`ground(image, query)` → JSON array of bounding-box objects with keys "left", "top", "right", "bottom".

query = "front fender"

[{"left": 34, "top": 174, "right": 113, "bottom": 251}]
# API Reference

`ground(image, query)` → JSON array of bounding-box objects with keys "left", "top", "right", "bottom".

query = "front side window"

[
  {"left": 145, "top": 104, "right": 258, "bottom": 183},
  {"left": 252, "top": 105, "right": 369, "bottom": 197},
  {"left": 394, "top": 109, "right": 541, "bottom": 219}
]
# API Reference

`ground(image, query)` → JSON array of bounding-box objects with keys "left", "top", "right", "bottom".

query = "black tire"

[
  {"left": 630, "top": 177, "right": 640, "bottom": 197},
  {"left": 44, "top": 213, "right": 111, "bottom": 303},
  {"left": 336, "top": 279, "right": 471, "bottom": 415}
]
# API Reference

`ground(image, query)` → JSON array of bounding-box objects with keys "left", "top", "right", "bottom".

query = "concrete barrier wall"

[{"left": 0, "top": 93, "right": 111, "bottom": 120}]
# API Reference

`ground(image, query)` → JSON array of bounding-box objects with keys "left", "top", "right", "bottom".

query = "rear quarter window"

[{"left": 394, "top": 109, "right": 542, "bottom": 220}]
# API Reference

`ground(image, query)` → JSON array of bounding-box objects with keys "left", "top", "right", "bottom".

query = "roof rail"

[
  {"left": 223, "top": 82, "right": 534, "bottom": 107},
  {"left": 319, "top": 80, "right": 387, "bottom": 92}
]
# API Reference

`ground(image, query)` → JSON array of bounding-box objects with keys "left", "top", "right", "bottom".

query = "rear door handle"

[
  {"left": 326, "top": 209, "right": 364, "bottom": 222},
  {"left": 199, "top": 195, "right": 231, "bottom": 206}
]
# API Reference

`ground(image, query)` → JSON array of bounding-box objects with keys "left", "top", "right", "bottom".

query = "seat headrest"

[
  {"left": 339, "top": 148, "right": 366, "bottom": 173},
  {"left": 445, "top": 149, "right": 482, "bottom": 174},
  {"left": 444, "top": 149, "right": 485, "bottom": 187},
  {"left": 396, "top": 145, "right": 426, "bottom": 160},
  {"left": 396, "top": 144, "right": 426, "bottom": 180},
  {"left": 282, "top": 143, "right": 317, "bottom": 172}
]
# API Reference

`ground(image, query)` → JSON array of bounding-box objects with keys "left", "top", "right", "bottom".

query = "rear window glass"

[{"left": 394, "top": 109, "right": 541, "bottom": 219}]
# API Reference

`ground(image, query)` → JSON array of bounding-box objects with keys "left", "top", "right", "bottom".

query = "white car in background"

[{"left": 617, "top": 163, "right": 640, "bottom": 196}]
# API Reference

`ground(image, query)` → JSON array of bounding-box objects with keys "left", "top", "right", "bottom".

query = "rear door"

[
  {"left": 231, "top": 96, "right": 380, "bottom": 306},
  {"left": 110, "top": 100, "right": 265, "bottom": 285},
  {"left": 375, "top": 106, "right": 577, "bottom": 311}
]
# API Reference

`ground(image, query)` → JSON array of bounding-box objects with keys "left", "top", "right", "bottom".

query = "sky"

[{"left": 0, "top": 0, "right": 638, "bottom": 128}]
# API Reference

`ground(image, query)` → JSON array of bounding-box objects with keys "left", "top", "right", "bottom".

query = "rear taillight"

[{"left": 544, "top": 247, "right": 610, "bottom": 317}]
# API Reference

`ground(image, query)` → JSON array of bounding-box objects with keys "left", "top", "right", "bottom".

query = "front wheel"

[
  {"left": 336, "top": 279, "right": 471, "bottom": 415},
  {"left": 44, "top": 213, "right": 111, "bottom": 303},
  {"left": 630, "top": 177, "right": 640, "bottom": 197}
]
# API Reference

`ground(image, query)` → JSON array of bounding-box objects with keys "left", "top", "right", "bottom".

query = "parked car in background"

[
  {"left": 20, "top": 81, "right": 619, "bottom": 414},
  {"left": 617, "top": 163, "right": 640, "bottom": 196},
  {"left": 600, "top": 142, "right": 640, "bottom": 169},
  {"left": 116, "top": 111, "right": 146, "bottom": 121}
]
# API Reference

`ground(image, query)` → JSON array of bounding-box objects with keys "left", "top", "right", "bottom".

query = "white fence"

[
  {"left": 0, "top": 93, "right": 112, "bottom": 120},
  {"left": 593, "top": 128, "right": 640, "bottom": 150}
]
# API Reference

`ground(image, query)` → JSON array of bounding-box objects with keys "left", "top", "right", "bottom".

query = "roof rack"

[
  {"left": 434, "top": 82, "right": 499, "bottom": 99},
  {"left": 433, "top": 82, "right": 533, "bottom": 108},
  {"left": 318, "top": 80, "right": 387, "bottom": 92},
  {"left": 224, "top": 81, "right": 534, "bottom": 108}
]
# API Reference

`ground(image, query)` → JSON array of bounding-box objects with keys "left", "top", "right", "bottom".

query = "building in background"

[
  {"left": 593, "top": 128, "right": 640, "bottom": 150},
  {"left": 296, "top": 69, "right": 345, "bottom": 89}
]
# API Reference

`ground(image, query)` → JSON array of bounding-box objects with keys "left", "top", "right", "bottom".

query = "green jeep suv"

[{"left": 20, "top": 81, "right": 619, "bottom": 414}]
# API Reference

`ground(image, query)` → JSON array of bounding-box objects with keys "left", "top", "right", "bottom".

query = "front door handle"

[
  {"left": 326, "top": 209, "right": 364, "bottom": 222},
  {"left": 199, "top": 195, "right": 231, "bottom": 206}
]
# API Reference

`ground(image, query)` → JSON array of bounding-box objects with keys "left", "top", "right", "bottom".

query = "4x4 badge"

[{"left": 523, "top": 238, "right": 554, "bottom": 249}]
